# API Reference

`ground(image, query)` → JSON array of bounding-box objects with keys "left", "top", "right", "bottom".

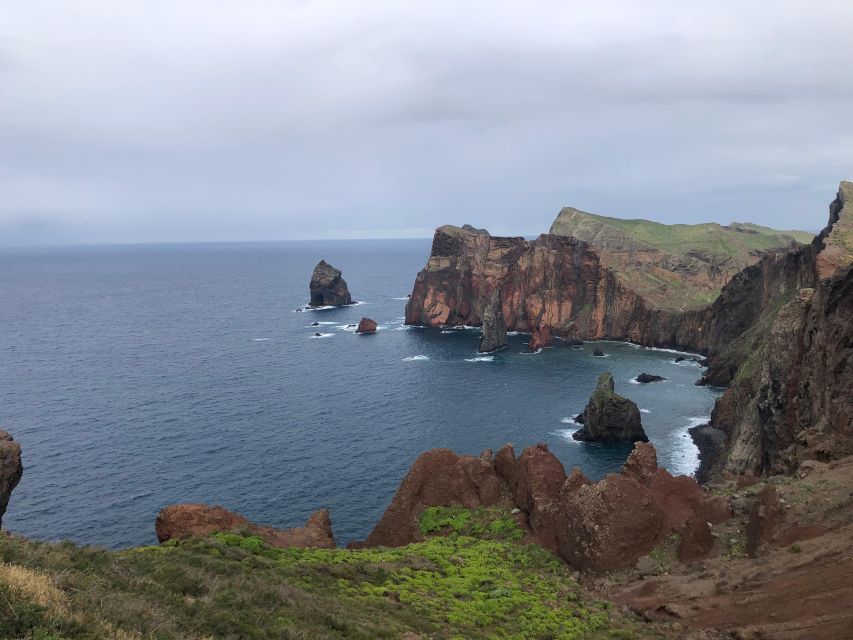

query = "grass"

[{"left": 0, "top": 509, "right": 665, "bottom": 639}]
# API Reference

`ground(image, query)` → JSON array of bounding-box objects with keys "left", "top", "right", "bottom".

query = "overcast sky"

[{"left": 1, "top": 1, "right": 851, "bottom": 245}]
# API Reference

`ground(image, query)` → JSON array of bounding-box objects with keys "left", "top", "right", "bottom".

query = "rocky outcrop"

[
  {"left": 309, "top": 260, "right": 352, "bottom": 306},
  {"left": 700, "top": 182, "right": 853, "bottom": 478},
  {"left": 478, "top": 290, "right": 507, "bottom": 353},
  {"left": 572, "top": 373, "right": 647, "bottom": 443},
  {"left": 405, "top": 225, "right": 710, "bottom": 351},
  {"left": 0, "top": 430, "right": 23, "bottom": 529},
  {"left": 357, "top": 441, "right": 728, "bottom": 571},
  {"left": 635, "top": 373, "right": 665, "bottom": 383},
  {"left": 155, "top": 504, "right": 335, "bottom": 549},
  {"left": 351, "top": 448, "right": 512, "bottom": 548},
  {"left": 527, "top": 326, "right": 551, "bottom": 352},
  {"left": 355, "top": 317, "right": 377, "bottom": 334}
]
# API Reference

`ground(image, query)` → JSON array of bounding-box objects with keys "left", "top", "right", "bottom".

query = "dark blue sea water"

[{"left": 0, "top": 240, "right": 721, "bottom": 548}]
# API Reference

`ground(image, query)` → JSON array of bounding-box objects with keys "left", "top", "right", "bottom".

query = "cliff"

[
  {"left": 405, "top": 225, "right": 708, "bottom": 351},
  {"left": 701, "top": 181, "right": 853, "bottom": 477}
]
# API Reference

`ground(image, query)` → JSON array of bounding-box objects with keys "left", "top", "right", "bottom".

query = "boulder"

[
  {"left": 479, "top": 290, "right": 507, "bottom": 353},
  {"left": 309, "top": 260, "right": 353, "bottom": 306},
  {"left": 573, "top": 373, "right": 648, "bottom": 443},
  {"left": 155, "top": 504, "right": 335, "bottom": 549},
  {"left": 635, "top": 373, "right": 666, "bottom": 383},
  {"left": 0, "top": 430, "right": 23, "bottom": 529},
  {"left": 355, "top": 317, "right": 377, "bottom": 334},
  {"left": 351, "top": 448, "right": 512, "bottom": 548},
  {"left": 592, "top": 349, "right": 606, "bottom": 357}
]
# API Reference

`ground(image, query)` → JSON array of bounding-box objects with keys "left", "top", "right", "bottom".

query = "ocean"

[{"left": 0, "top": 240, "right": 721, "bottom": 548}]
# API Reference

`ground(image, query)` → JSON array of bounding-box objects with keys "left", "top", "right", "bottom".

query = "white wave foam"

[
  {"left": 441, "top": 330, "right": 455, "bottom": 334},
  {"left": 560, "top": 416, "right": 582, "bottom": 426},
  {"left": 403, "top": 355, "right": 430, "bottom": 361},
  {"left": 668, "top": 416, "right": 711, "bottom": 477},
  {"left": 392, "top": 297, "right": 410, "bottom": 300},
  {"left": 302, "top": 305, "right": 335, "bottom": 312},
  {"left": 251, "top": 338, "right": 271, "bottom": 342},
  {"left": 309, "top": 333, "right": 334, "bottom": 339},
  {"left": 352, "top": 300, "right": 369, "bottom": 306},
  {"left": 628, "top": 377, "right": 640, "bottom": 384},
  {"left": 507, "top": 331, "right": 520, "bottom": 336},
  {"left": 336, "top": 324, "right": 358, "bottom": 332},
  {"left": 640, "top": 408, "right": 651, "bottom": 414},
  {"left": 395, "top": 325, "right": 412, "bottom": 331},
  {"left": 309, "top": 321, "right": 337, "bottom": 326},
  {"left": 552, "top": 428, "right": 582, "bottom": 443},
  {"left": 464, "top": 355, "right": 494, "bottom": 362}
]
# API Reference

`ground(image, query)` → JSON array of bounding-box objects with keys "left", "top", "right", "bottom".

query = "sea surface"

[{"left": 0, "top": 240, "right": 721, "bottom": 548}]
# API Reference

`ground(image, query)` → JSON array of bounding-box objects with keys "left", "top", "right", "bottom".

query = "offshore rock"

[
  {"left": 309, "top": 260, "right": 352, "bottom": 307},
  {"left": 528, "top": 326, "right": 551, "bottom": 352},
  {"left": 355, "top": 317, "right": 377, "bottom": 334},
  {"left": 478, "top": 290, "right": 507, "bottom": 353},
  {"left": 573, "top": 373, "right": 647, "bottom": 443},
  {"left": 635, "top": 373, "right": 665, "bottom": 383},
  {"left": 155, "top": 504, "right": 335, "bottom": 549},
  {"left": 0, "top": 430, "right": 23, "bottom": 529}
]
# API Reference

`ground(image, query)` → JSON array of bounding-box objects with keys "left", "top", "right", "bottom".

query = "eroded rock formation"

[
  {"left": 572, "top": 373, "right": 647, "bottom": 443},
  {"left": 405, "top": 225, "right": 709, "bottom": 350},
  {"left": 0, "top": 430, "right": 23, "bottom": 529},
  {"left": 355, "top": 317, "right": 377, "bottom": 334},
  {"left": 309, "top": 260, "right": 353, "bottom": 306},
  {"left": 478, "top": 290, "right": 507, "bottom": 353},
  {"left": 155, "top": 504, "right": 335, "bottom": 549},
  {"left": 356, "top": 441, "right": 728, "bottom": 571},
  {"left": 700, "top": 181, "right": 853, "bottom": 477},
  {"left": 635, "top": 373, "right": 665, "bottom": 383}
]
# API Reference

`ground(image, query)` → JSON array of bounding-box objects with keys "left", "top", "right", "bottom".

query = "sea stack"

[
  {"left": 479, "top": 290, "right": 507, "bottom": 353},
  {"left": 0, "top": 430, "right": 23, "bottom": 529},
  {"left": 309, "top": 260, "right": 353, "bottom": 307},
  {"left": 356, "top": 317, "right": 377, "bottom": 334},
  {"left": 572, "top": 373, "right": 647, "bottom": 443}
]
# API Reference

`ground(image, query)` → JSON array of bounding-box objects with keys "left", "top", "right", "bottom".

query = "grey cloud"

[{"left": 0, "top": 0, "right": 851, "bottom": 244}]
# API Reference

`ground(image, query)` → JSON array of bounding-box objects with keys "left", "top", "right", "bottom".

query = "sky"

[{"left": 1, "top": 1, "right": 851, "bottom": 245}]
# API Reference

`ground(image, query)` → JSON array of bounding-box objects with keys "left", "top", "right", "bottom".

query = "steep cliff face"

[
  {"left": 405, "top": 225, "right": 709, "bottom": 350},
  {"left": 705, "top": 182, "right": 853, "bottom": 477},
  {"left": 0, "top": 430, "right": 23, "bottom": 529}
]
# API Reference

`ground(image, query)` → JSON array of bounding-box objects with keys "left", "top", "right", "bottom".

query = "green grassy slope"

[{"left": 0, "top": 508, "right": 668, "bottom": 640}]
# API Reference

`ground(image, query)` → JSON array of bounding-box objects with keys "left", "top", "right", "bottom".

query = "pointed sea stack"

[
  {"left": 479, "top": 290, "right": 507, "bottom": 353},
  {"left": 309, "top": 260, "right": 353, "bottom": 307},
  {"left": 573, "top": 373, "right": 647, "bottom": 443}
]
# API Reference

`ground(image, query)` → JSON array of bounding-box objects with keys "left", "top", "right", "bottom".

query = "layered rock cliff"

[
  {"left": 405, "top": 225, "right": 708, "bottom": 351},
  {"left": 701, "top": 181, "right": 853, "bottom": 477}
]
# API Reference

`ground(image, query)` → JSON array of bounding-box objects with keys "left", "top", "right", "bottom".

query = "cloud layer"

[{"left": 1, "top": 0, "right": 851, "bottom": 244}]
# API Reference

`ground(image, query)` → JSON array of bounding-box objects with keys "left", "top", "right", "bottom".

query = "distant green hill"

[{"left": 549, "top": 207, "right": 813, "bottom": 310}]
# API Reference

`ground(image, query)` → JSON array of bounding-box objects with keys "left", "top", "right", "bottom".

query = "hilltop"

[{"left": 549, "top": 207, "right": 812, "bottom": 309}]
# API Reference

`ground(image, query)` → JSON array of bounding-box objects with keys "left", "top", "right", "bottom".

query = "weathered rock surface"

[
  {"left": 635, "top": 373, "right": 665, "bottom": 383},
  {"left": 0, "top": 430, "right": 23, "bottom": 529},
  {"left": 155, "top": 504, "right": 335, "bottom": 549},
  {"left": 357, "top": 441, "right": 727, "bottom": 572},
  {"left": 592, "top": 349, "right": 606, "bottom": 357},
  {"left": 527, "top": 326, "right": 551, "bottom": 352},
  {"left": 309, "top": 260, "right": 352, "bottom": 306},
  {"left": 701, "top": 181, "right": 853, "bottom": 477},
  {"left": 478, "top": 290, "right": 507, "bottom": 353},
  {"left": 405, "top": 225, "right": 709, "bottom": 351},
  {"left": 572, "top": 373, "right": 647, "bottom": 443},
  {"left": 355, "top": 317, "right": 377, "bottom": 334},
  {"left": 351, "top": 448, "right": 512, "bottom": 548}
]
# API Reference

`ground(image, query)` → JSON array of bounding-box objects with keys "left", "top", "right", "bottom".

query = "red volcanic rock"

[
  {"left": 405, "top": 225, "right": 708, "bottom": 351},
  {"left": 557, "top": 443, "right": 730, "bottom": 571},
  {"left": 0, "top": 430, "right": 23, "bottom": 529},
  {"left": 745, "top": 485, "right": 783, "bottom": 557},
  {"left": 355, "top": 317, "right": 377, "bottom": 334},
  {"left": 352, "top": 448, "right": 512, "bottom": 548},
  {"left": 155, "top": 504, "right": 335, "bottom": 549},
  {"left": 528, "top": 326, "right": 551, "bottom": 352}
]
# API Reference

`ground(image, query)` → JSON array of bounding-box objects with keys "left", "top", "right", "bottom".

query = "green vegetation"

[{"left": 0, "top": 510, "right": 664, "bottom": 639}]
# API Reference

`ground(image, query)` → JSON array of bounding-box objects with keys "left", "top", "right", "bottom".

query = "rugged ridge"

[
  {"left": 405, "top": 226, "right": 708, "bottom": 351},
  {"left": 701, "top": 181, "right": 853, "bottom": 477}
]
